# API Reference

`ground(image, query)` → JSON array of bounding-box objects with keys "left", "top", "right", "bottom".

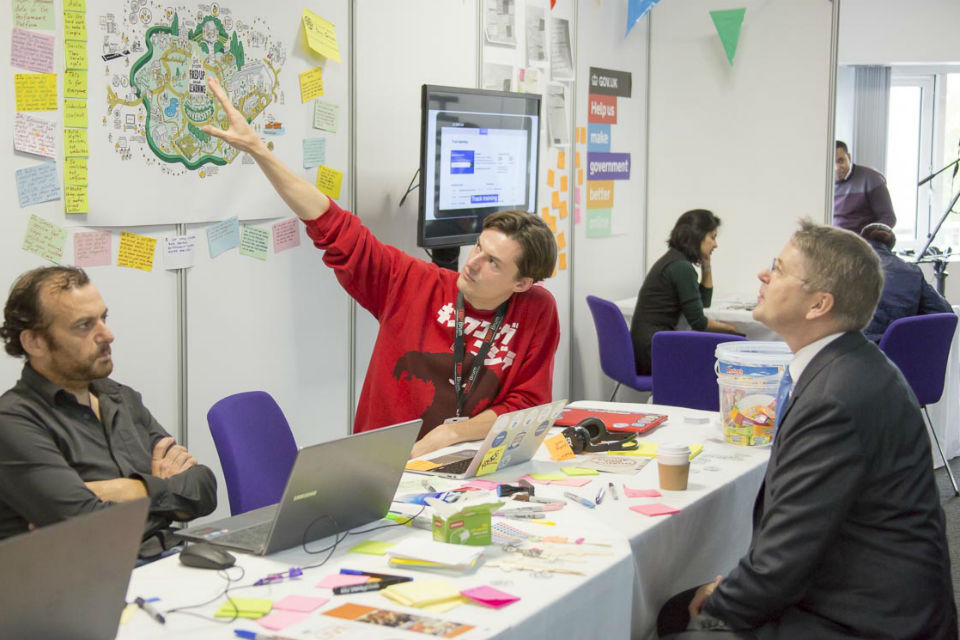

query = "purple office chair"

[
  {"left": 207, "top": 391, "right": 299, "bottom": 515},
  {"left": 878, "top": 312, "right": 959, "bottom": 495},
  {"left": 586, "top": 295, "right": 653, "bottom": 401},
  {"left": 651, "top": 331, "right": 748, "bottom": 411}
]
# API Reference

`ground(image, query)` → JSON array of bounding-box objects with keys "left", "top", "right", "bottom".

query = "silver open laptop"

[
  {"left": 180, "top": 419, "right": 421, "bottom": 555},
  {"left": 0, "top": 499, "right": 148, "bottom": 640},
  {"left": 407, "top": 400, "right": 567, "bottom": 479}
]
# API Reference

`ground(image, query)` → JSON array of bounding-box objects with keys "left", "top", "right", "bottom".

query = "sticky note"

[
  {"left": 313, "top": 100, "right": 339, "bottom": 132},
  {"left": 73, "top": 231, "right": 111, "bottom": 267},
  {"left": 557, "top": 151, "right": 566, "bottom": 169},
  {"left": 302, "top": 9, "right": 341, "bottom": 61},
  {"left": 299, "top": 66, "right": 324, "bottom": 102},
  {"left": 622, "top": 485, "right": 661, "bottom": 498},
  {"left": 574, "top": 186, "right": 581, "bottom": 204},
  {"left": 460, "top": 585, "right": 520, "bottom": 609},
  {"left": 302, "top": 138, "right": 326, "bottom": 169},
  {"left": 556, "top": 231, "right": 566, "bottom": 250},
  {"left": 239, "top": 225, "right": 269, "bottom": 261},
  {"left": 546, "top": 169, "right": 555, "bottom": 187},
  {"left": 23, "top": 214, "right": 66, "bottom": 263},
  {"left": 630, "top": 503, "right": 681, "bottom": 517},
  {"left": 273, "top": 595, "right": 328, "bottom": 612},
  {"left": 62, "top": 11, "right": 86, "bottom": 41},
  {"left": 64, "top": 129, "right": 88, "bottom": 156},
  {"left": 63, "top": 0, "right": 85, "bottom": 11},
  {"left": 561, "top": 175, "right": 568, "bottom": 191},
  {"left": 561, "top": 466, "right": 598, "bottom": 476},
  {"left": 316, "top": 165, "right": 343, "bottom": 199},
  {"left": 14, "top": 73, "right": 57, "bottom": 111},
  {"left": 214, "top": 598, "right": 273, "bottom": 619},
  {"left": 14, "top": 113, "right": 55, "bottom": 158},
  {"left": 458, "top": 479, "right": 500, "bottom": 491},
  {"left": 559, "top": 201, "right": 568, "bottom": 219},
  {"left": 551, "top": 191, "right": 560, "bottom": 208},
  {"left": 64, "top": 99, "right": 88, "bottom": 128},
  {"left": 257, "top": 610, "right": 309, "bottom": 631},
  {"left": 559, "top": 252, "right": 568, "bottom": 271},
  {"left": 64, "top": 185, "right": 88, "bottom": 214},
  {"left": 405, "top": 459, "right": 441, "bottom": 471},
  {"left": 207, "top": 217, "right": 240, "bottom": 258},
  {"left": 117, "top": 232, "right": 157, "bottom": 272},
  {"left": 541, "top": 206, "right": 549, "bottom": 218},
  {"left": 348, "top": 540, "right": 394, "bottom": 556},
  {"left": 162, "top": 235, "right": 197, "bottom": 270},
  {"left": 272, "top": 218, "right": 301, "bottom": 253},
  {"left": 542, "top": 210, "right": 557, "bottom": 233},
  {"left": 64, "top": 40, "right": 87, "bottom": 70},
  {"left": 316, "top": 574, "right": 371, "bottom": 589},
  {"left": 64, "top": 157, "right": 87, "bottom": 185},
  {"left": 14, "top": 0, "right": 55, "bottom": 30},
  {"left": 576, "top": 151, "right": 581, "bottom": 168},
  {"left": 64, "top": 70, "right": 87, "bottom": 99},
  {"left": 11, "top": 28, "right": 55, "bottom": 73},
  {"left": 15, "top": 162, "right": 60, "bottom": 207},
  {"left": 530, "top": 473, "right": 567, "bottom": 481},
  {"left": 544, "top": 433, "right": 576, "bottom": 461},
  {"left": 578, "top": 168, "right": 583, "bottom": 185},
  {"left": 549, "top": 477, "right": 592, "bottom": 487}
]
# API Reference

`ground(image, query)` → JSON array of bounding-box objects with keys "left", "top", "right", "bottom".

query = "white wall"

[
  {"left": 646, "top": 0, "right": 836, "bottom": 300},
  {"left": 839, "top": 0, "right": 960, "bottom": 65}
]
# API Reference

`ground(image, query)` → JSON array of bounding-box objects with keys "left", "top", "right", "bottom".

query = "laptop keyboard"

[
  {"left": 213, "top": 522, "right": 272, "bottom": 549},
  {"left": 435, "top": 458, "right": 472, "bottom": 475}
]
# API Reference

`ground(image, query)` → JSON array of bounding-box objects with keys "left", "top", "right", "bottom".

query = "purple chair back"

[
  {"left": 586, "top": 295, "right": 653, "bottom": 392},
  {"left": 878, "top": 312, "right": 958, "bottom": 406},
  {"left": 207, "top": 391, "right": 298, "bottom": 515},
  {"left": 652, "top": 331, "right": 748, "bottom": 411}
]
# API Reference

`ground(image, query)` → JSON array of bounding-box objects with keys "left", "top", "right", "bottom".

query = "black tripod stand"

[{"left": 915, "top": 158, "right": 960, "bottom": 295}]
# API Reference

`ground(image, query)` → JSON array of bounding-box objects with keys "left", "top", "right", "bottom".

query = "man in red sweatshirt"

[{"left": 202, "top": 78, "right": 560, "bottom": 458}]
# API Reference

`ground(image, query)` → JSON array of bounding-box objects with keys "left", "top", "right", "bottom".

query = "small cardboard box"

[{"left": 428, "top": 497, "right": 502, "bottom": 546}]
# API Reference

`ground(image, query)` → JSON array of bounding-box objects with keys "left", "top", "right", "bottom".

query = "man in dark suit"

[{"left": 658, "top": 221, "right": 957, "bottom": 639}]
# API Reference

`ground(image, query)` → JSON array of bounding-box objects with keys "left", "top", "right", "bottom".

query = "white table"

[{"left": 614, "top": 297, "right": 780, "bottom": 341}]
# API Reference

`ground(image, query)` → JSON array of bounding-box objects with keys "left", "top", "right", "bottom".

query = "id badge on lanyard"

[{"left": 452, "top": 292, "right": 508, "bottom": 418}]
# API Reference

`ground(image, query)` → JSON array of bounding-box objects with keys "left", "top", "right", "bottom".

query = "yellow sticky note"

[
  {"left": 546, "top": 169, "right": 555, "bottom": 187},
  {"left": 541, "top": 206, "right": 549, "bottom": 218},
  {"left": 578, "top": 168, "right": 584, "bottom": 185},
  {"left": 64, "top": 157, "right": 87, "bottom": 185},
  {"left": 64, "top": 129, "right": 88, "bottom": 157},
  {"left": 63, "top": 0, "right": 85, "bottom": 11},
  {"left": 349, "top": 540, "right": 395, "bottom": 556},
  {"left": 475, "top": 444, "right": 506, "bottom": 477},
  {"left": 558, "top": 253, "right": 567, "bottom": 270},
  {"left": 561, "top": 467, "right": 599, "bottom": 476},
  {"left": 302, "top": 8, "right": 341, "bottom": 62},
  {"left": 299, "top": 66, "right": 324, "bottom": 102},
  {"left": 63, "top": 10, "right": 86, "bottom": 41},
  {"left": 64, "top": 185, "right": 88, "bottom": 214},
  {"left": 560, "top": 175, "right": 568, "bottom": 192},
  {"left": 576, "top": 151, "right": 581, "bottom": 168},
  {"left": 14, "top": 73, "right": 57, "bottom": 111},
  {"left": 543, "top": 211, "right": 557, "bottom": 233},
  {"left": 545, "top": 434, "right": 576, "bottom": 461},
  {"left": 64, "top": 70, "right": 87, "bottom": 99},
  {"left": 64, "top": 40, "right": 87, "bottom": 70},
  {"left": 64, "top": 99, "right": 88, "bottom": 128},
  {"left": 556, "top": 231, "right": 566, "bottom": 250},
  {"left": 557, "top": 151, "right": 566, "bottom": 170},
  {"left": 116, "top": 232, "right": 157, "bottom": 272},
  {"left": 315, "top": 165, "right": 343, "bottom": 199},
  {"left": 551, "top": 191, "right": 560, "bottom": 209},
  {"left": 405, "top": 459, "right": 440, "bottom": 472},
  {"left": 559, "top": 201, "right": 568, "bottom": 219},
  {"left": 530, "top": 472, "right": 566, "bottom": 481}
]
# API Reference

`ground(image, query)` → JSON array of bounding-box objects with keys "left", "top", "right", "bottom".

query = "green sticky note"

[
  {"left": 239, "top": 225, "right": 269, "bottom": 261},
  {"left": 348, "top": 540, "right": 395, "bottom": 556},
  {"left": 530, "top": 473, "right": 567, "bottom": 481},
  {"left": 710, "top": 8, "right": 746, "bottom": 66},
  {"left": 214, "top": 598, "right": 273, "bottom": 618},
  {"left": 561, "top": 467, "right": 600, "bottom": 476}
]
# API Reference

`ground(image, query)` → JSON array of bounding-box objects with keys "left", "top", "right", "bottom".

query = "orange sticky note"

[
  {"left": 558, "top": 253, "right": 567, "bottom": 270},
  {"left": 560, "top": 175, "right": 568, "bottom": 192},
  {"left": 557, "top": 151, "right": 566, "bottom": 170},
  {"left": 559, "top": 201, "right": 568, "bottom": 219},
  {"left": 551, "top": 191, "right": 560, "bottom": 209},
  {"left": 547, "top": 169, "right": 555, "bottom": 187},
  {"left": 542, "top": 211, "right": 557, "bottom": 233},
  {"left": 541, "top": 206, "right": 549, "bottom": 218},
  {"left": 578, "top": 168, "right": 584, "bottom": 185},
  {"left": 405, "top": 459, "right": 440, "bottom": 471},
  {"left": 576, "top": 152, "right": 581, "bottom": 168},
  {"left": 579, "top": 127, "right": 587, "bottom": 144},
  {"left": 545, "top": 434, "right": 576, "bottom": 461},
  {"left": 556, "top": 231, "right": 566, "bottom": 250}
]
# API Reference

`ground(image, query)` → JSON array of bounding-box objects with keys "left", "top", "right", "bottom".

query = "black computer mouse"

[{"left": 178, "top": 542, "right": 236, "bottom": 570}]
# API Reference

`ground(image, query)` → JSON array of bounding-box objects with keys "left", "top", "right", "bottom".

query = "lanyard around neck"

[{"left": 453, "top": 292, "right": 508, "bottom": 418}]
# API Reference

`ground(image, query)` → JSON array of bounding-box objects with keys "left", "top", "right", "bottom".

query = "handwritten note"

[
  {"left": 162, "top": 235, "right": 197, "bottom": 270},
  {"left": 315, "top": 165, "right": 343, "bottom": 200},
  {"left": 63, "top": 99, "right": 88, "bottom": 128},
  {"left": 14, "top": 73, "right": 57, "bottom": 111},
  {"left": 62, "top": 11, "right": 86, "bottom": 41},
  {"left": 272, "top": 218, "right": 301, "bottom": 253},
  {"left": 302, "top": 9, "right": 341, "bottom": 61},
  {"left": 64, "top": 185, "right": 88, "bottom": 214},
  {"left": 63, "top": 0, "right": 85, "bottom": 11},
  {"left": 544, "top": 434, "right": 576, "bottom": 461},
  {"left": 23, "top": 214, "right": 66, "bottom": 263},
  {"left": 73, "top": 231, "right": 110, "bottom": 267},
  {"left": 14, "top": 0, "right": 55, "bottom": 30},
  {"left": 299, "top": 66, "right": 324, "bottom": 102},
  {"left": 15, "top": 162, "right": 60, "bottom": 207},
  {"left": 11, "top": 28, "right": 55, "bottom": 73},
  {"left": 313, "top": 101, "right": 339, "bottom": 132},
  {"left": 64, "top": 70, "right": 87, "bottom": 98},
  {"left": 207, "top": 217, "right": 240, "bottom": 258},
  {"left": 64, "top": 157, "right": 87, "bottom": 185},
  {"left": 14, "top": 113, "right": 55, "bottom": 158},
  {"left": 64, "top": 40, "right": 87, "bottom": 70},
  {"left": 117, "top": 232, "right": 157, "bottom": 272},
  {"left": 302, "top": 138, "right": 326, "bottom": 169},
  {"left": 239, "top": 225, "right": 269, "bottom": 261},
  {"left": 64, "top": 129, "right": 88, "bottom": 156}
]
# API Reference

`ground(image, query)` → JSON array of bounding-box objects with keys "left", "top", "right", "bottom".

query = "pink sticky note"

[
  {"left": 11, "top": 28, "right": 55, "bottom": 74},
  {"left": 316, "top": 574, "right": 371, "bottom": 589},
  {"left": 622, "top": 485, "right": 661, "bottom": 498},
  {"left": 272, "top": 218, "right": 301, "bottom": 253},
  {"left": 257, "top": 610, "right": 309, "bottom": 631},
  {"left": 74, "top": 231, "right": 112, "bottom": 267},
  {"left": 461, "top": 585, "right": 521, "bottom": 609},
  {"left": 550, "top": 477, "right": 593, "bottom": 487},
  {"left": 519, "top": 474, "right": 550, "bottom": 485},
  {"left": 459, "top": 479, "right": 500, "bottom": 491},
  {"left": 274, "top": 594, "right": 328, "bottom": 612},
  {"left": 630, "top": 503, "right": 680, "bottom": 517}
]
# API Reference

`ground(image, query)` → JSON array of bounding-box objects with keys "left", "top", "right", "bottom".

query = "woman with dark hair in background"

[{"left": 630, "top": 209, "right": 740, "bottom": 375}]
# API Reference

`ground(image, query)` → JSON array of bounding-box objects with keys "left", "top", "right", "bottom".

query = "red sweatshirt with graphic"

[{"left": 303, "top": 200, "right": 560, "bottom": 439}]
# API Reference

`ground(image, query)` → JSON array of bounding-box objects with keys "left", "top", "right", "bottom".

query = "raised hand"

[{"left": 201, "top": 76, "right": 264, "bottom": 155}]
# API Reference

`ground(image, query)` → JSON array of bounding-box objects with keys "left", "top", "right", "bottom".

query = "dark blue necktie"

[{"left": 773, "top": 367, "right": 794, "bottom": 440}]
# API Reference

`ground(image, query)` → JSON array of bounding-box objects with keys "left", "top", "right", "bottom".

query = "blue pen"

[
  {"left": 595, "top": 484, "right": 606, "bottom": 505},
  {"left": 563, "top": 490, "right": 596, "bottom": 509},
  {"left": 234, "top": 630, "right": 299, "bottom": 640}
]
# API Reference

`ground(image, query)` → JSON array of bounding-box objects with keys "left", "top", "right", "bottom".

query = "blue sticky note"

[
  {"left": 15, "top": 161, "right": 61, "bottom": 207},
  {"left": 302, "top": 138, "right": 326, "bottom": 169},
  {"left": 207, "top": 216, "right": 240, "bottom": 258}
]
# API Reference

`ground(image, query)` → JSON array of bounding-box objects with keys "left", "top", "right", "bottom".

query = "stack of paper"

[
  {"left": 214, "top": 598, "right": 273, "bottom": 619},
  {"left": 386, "top": 538, "right": 484, "bottom": 571},
  {"left": 381, "top": 578, "right": 468, "bottom": 613}
]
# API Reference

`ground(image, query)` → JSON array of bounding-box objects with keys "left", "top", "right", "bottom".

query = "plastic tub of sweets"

[{"left": 715, "top": 341, "right": 792, "bottom": 446}]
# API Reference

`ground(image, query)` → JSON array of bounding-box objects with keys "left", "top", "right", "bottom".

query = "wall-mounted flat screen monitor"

[{"left": 418, "top": 85, "right": 541, "bottom": 249}]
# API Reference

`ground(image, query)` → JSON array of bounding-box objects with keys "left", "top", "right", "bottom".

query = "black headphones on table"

[{"left": 561, "top": 417, "right": 639, "bottom": 454}]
